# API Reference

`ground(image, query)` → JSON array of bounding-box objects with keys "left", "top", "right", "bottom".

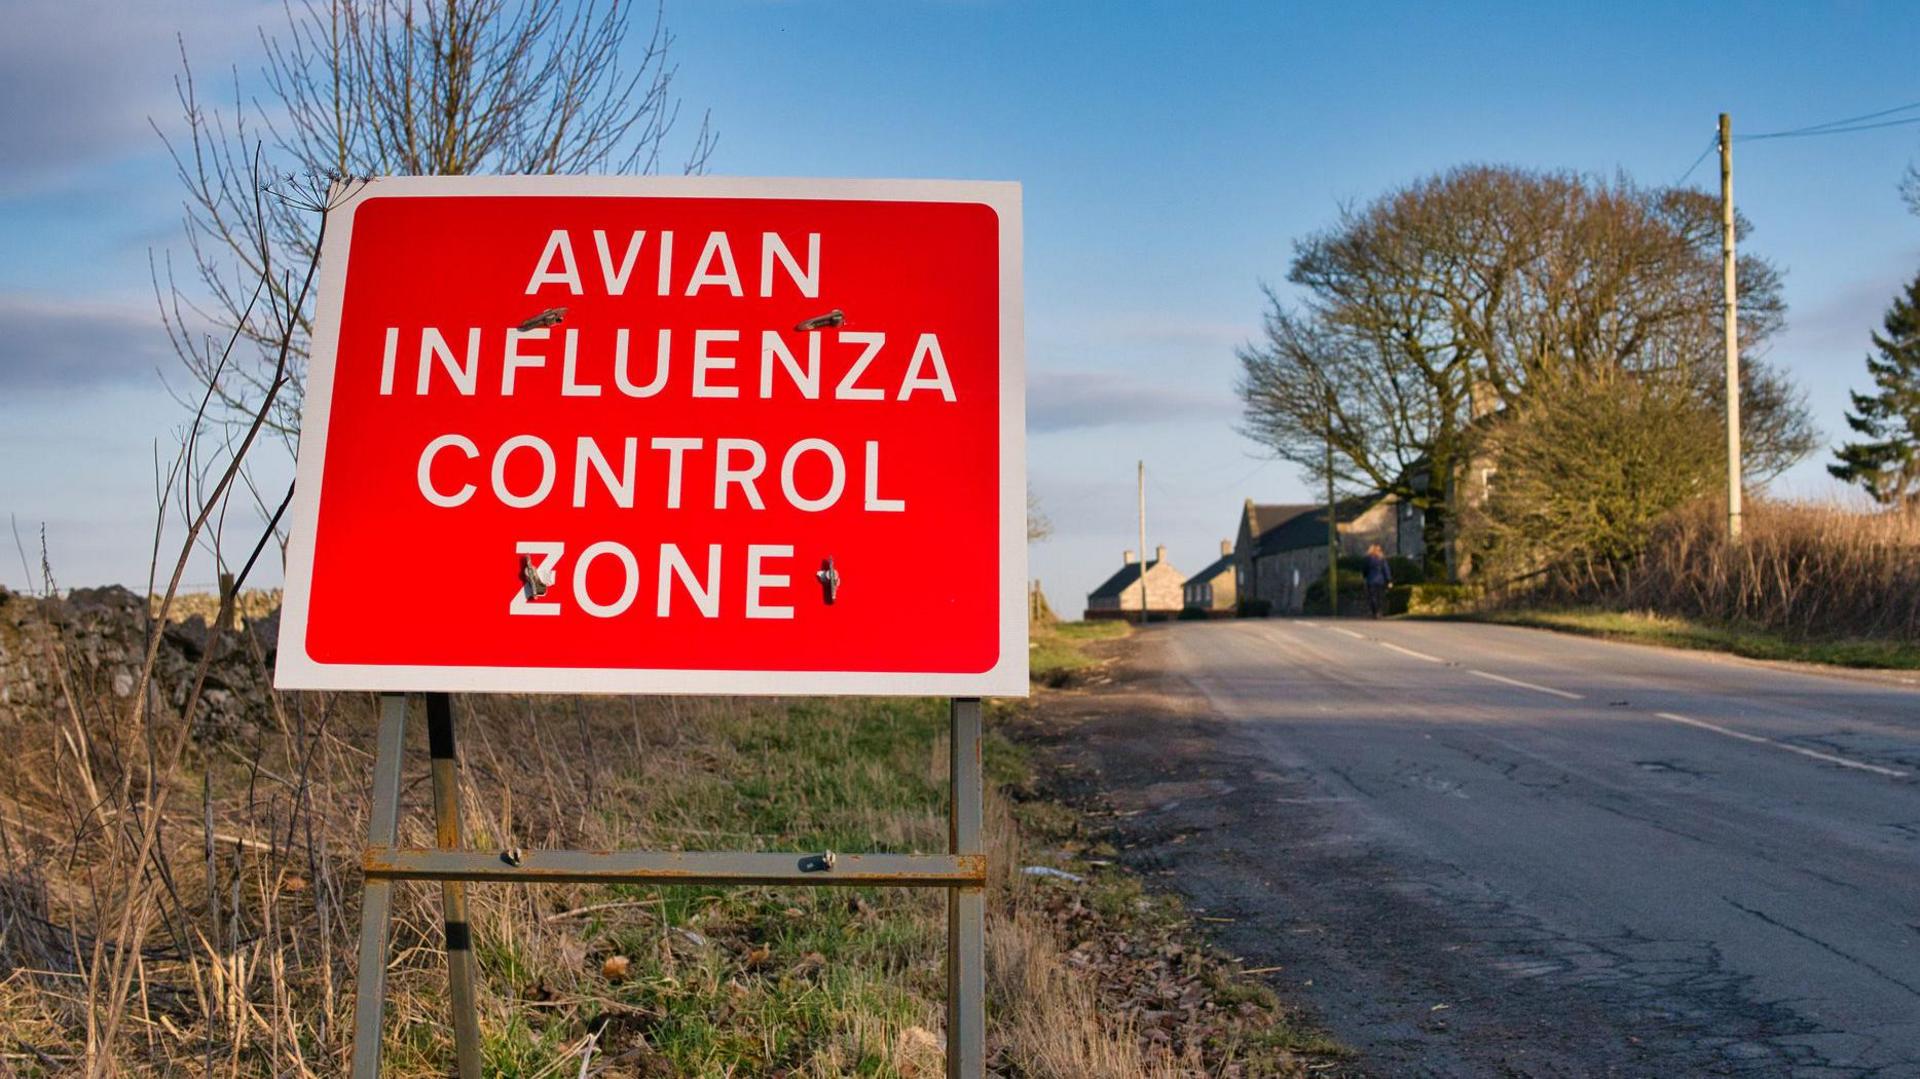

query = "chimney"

[
  {"left": 1154, "top": 544, "right": 1167, "bottom": 565},
  {"left": 1220, "top": 538, "right": 1233, "bottom": 557},
  {"left": 1123, "top": 550, "right": 1137, "bottom": 565}
]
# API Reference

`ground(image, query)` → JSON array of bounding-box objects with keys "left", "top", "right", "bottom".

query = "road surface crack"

[{"left": 1722, "top": 896, "right": 1920, "bottom": 1000}]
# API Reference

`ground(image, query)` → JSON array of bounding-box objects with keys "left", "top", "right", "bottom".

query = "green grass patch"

[
  {"left": 538, "top": 696, "right": 967, "bottom": 1076},
  {"left": 1028, "top": 619, "right": 1129, "bottom": 685},
  {"left": 1472, "top": 607, "right": 1920, "bottom": 669}
]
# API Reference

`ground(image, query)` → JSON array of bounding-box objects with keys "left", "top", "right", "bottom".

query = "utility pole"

[
  {"left": 1325, "top": 390, "right": 1338, "bottom": 618},
  {"left": 1136, "top": 460, "right": 1149, "bottom": 620},
  {"left": 1720, "top": 112, "right": 1744, "bottom": 542}
]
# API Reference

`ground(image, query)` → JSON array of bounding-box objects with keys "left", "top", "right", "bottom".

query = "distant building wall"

[
  {"left": 1183, "top": 541, "right": 1237, "bottom": 612},
  {"left": 1085, "top": 547, "right": 1185, "bottom": 619},
  {"left": 1237, "top": 496, "right": 1425, "bottom": 614}
]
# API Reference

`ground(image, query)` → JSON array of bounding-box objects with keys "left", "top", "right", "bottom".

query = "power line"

[
  {"left": 1677, "top": 134, "right": 1717, "bottom": 186},
  {"left": 1676, "top": 99, "right": 1920, "bottom": 187},
  {"left": 1737, "top": 100, "right": 1920, "bottom": 140},
  {"left": 1743, "top": 115, "right": 1920, "bottom": 141}
]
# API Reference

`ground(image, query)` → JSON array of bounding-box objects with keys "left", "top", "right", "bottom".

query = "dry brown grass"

[
  {"left": 0, "top": 592, "right": 1326, "bottom": 1076},
  {"left": 1496, "top": 496, "right": 1920, "bottom": 644},
  {"left": 988, "top": 911, "right": 1196, "bottom": 1078}
]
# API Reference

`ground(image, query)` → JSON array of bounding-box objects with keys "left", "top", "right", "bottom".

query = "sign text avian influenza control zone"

[{"left": 275, "top": 177, "right": 1026, "bottom": 696}]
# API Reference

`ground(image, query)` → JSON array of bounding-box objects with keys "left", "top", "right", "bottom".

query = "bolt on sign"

[{"left": 275, "top": 177, "right": 1026, "bottom": 695}]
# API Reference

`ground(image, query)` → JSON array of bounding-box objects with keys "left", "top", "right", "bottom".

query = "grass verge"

[
  {"left": 1028, "top": 620, "right": 1130, "bottom": 687},
  {"left": 1467, "top": 607, "right": 1920, "bottom": 670},
  {"left": 3, "top": 591, "right": 1336, "bottom": 1076}
]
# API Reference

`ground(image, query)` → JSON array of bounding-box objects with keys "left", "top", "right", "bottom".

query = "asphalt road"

[{"left": 1066, "top": 619, "right": 1920, "bottom": 1077}]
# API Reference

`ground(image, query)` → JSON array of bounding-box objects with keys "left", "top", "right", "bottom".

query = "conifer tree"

[{"left": 1829, "top": 271, "right": 1920, "bottom": 507}]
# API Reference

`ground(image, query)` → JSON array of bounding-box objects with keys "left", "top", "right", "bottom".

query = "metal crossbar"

[
  {"left": 350, "top": 694, "right": 988, "bottom": 1078},
  {"left": 363, "top": 847, "right": 986, "bottom": 886}
]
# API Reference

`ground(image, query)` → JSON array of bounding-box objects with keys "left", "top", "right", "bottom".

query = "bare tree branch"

[{"left": 157, "top": 0, "right": 713, "bottom": 449}]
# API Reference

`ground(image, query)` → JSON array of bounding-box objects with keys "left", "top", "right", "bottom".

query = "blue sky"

[{"left": 4, "top": 1, "right": 1920, "bottom": 610}]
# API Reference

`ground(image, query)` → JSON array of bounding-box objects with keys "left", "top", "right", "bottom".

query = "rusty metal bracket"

[
  {"left": 364, "top": 847, "right": 984, "bottom": 887},
  {"left": 350, "top": 694, "right": 989, "bottom": 1078}
]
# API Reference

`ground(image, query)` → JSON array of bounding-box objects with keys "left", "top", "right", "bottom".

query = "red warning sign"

[{"left": 275, "top": 177, "right": 1025, "bottom": 696}]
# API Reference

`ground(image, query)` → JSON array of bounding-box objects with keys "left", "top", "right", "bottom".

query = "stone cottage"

[
  {"left": 1232, "top": 496, "right": 1423, "bottom": 614},
  {"left": 1181, "top": 540, "right": 1237, "bottom": 614},
  {"left": 1085, "top": 545, "right": 1185, "bottom": 621}
]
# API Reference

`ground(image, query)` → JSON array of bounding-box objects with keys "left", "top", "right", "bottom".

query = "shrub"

[
  {"left": 1496, "top": 496, "right": 1920, "bottom": 642},
  {"left": 1388, "top": 555, "right": 1426, "bottom": 584},
  {"left": 1237, "top": 598, "right": 1273, "bottom": 618},
  {"left": 1300, "top": 569, "right": 1410, "bottom": 616},
  {"left": 1408, "top": 583, "right": 1476, "bottom": 615}
]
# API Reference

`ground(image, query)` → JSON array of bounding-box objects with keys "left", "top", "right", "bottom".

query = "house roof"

[
  {"left": 1245, "top": 503, "right": 1316, "bottom": 538},
  {"left": 1245, "top": 497, "right": 1381, "bottom": 556},
  {"left": 1186, "top": 554, "right": 1234, "bottom": 585},
  {"left": 1087, "top": 558, "right": 1179, "bottom": 600}
]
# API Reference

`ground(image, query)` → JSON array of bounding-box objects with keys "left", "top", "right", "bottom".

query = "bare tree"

[
  {"left": 61, "top": 156, "right": 348, "bottom": 1072},
  {"left": 1026, "top": 486, "right": 1053, "bottom": 543},
  {"left": 158, "top": 0, "right": 715, "bottom": 446},
  {"left": 1237, "top": 165, "right": 1813, "bottom": 578}
]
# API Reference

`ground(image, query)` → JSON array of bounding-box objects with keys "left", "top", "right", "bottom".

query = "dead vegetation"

[
  {"left": 1488, "top": 496, "right": 1920, "bottom": 647},
  {"left": 0, "top": 590, "right": 1333, "bottom": 1076}
]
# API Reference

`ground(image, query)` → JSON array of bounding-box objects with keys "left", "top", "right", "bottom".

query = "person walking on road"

[{"left": 1362, "top": 543, "right": 1392, "bottom": 619}]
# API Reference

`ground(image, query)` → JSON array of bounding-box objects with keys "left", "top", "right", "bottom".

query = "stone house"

[
  {"left": 1084, "top": 545, "right": 1185, "bottom": 621},
  {"left": 1232, "top": 496, "right": 1423, "bottom": 614},
  {"left": 1182, "top": 540, "right": 1237, "bottom": 614}
]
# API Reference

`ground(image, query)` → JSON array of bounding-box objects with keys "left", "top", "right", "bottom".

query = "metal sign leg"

[
  {"left": 947, "top": 697, "right": 985, "bottom": 1077},
  {"left": 351, "top": 694, "right": 408, "bottom": 1079},
  {"left": 427, "top": 693, "right": 485, "bottom": 1078},
  {"left": 351, "top": 693, "right": 993, "bottom": 1076}
]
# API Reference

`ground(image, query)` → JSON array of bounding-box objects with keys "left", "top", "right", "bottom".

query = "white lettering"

[
  {"left": 419, "top": 328, "right": 480, "bottom": 395},
  {"left": 502, "top": 328, "right": 548, "bottom": 395},
  {"left": 864, "top": 440, "right": 905, "bottom": 512},
  {"left": 684, "top": 232, "right": 743, "bottom": 296},
  {"left": 559, "top": 328, "right": 600, "bottom": 396},
  {"left": 525, "top": 229, "right": 583, "bottom": 294},
  {"left": 592, "top": 230, "right": 645, "bottom": 295},
  {"left": 417, "top": 434, "right": 478, "bottom": 507},
  {"left": 780, "top": 438, "right": 846, "bottom": 512},
  {"left": 574, "top": 541, "right": 639, "bottom": 618},
  {"left": 834, "top": 331, "right": 886, "bottom": 400},
  {"left": 380, "top": 327, "right": 399, "bottom": 395},
  {"left": 692, "top": 329, "right": 740, "bottom": 398},
  {"left": 759, "top": 330, "right": 820, "bottom": 398},
  {"left": 746, "top": 544, "right": 794, "bottom": 619},
  {"left": 714, "top": 438, "right": 766, "bottom": 510},
  {"left": 572, "top": 437, "right": 636, "bottom": 508},
  {"left": 651, "top": 437, "right": 702, "bottom": 509},
  {"left": 898, "top": 333, "right": 957, "bottom": 401},
  {"left": 760, "top": 232, "right": 820, "bottom": 298},
  {"left": 614, "top": 328, "right": 670, "bottom": 397},
  {"left": 509, "top": 540, "right": 563, "bottom": 616},
  {"left": 491, "top": 435, "right": 556, "bottom": 509},
  {"left": 656, "top": 230, "right": 674, "bottom": 296},
  {"left": 657, "top": 543, "right": 721, "bottom": 617}
]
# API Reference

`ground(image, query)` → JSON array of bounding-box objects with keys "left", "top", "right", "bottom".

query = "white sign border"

[{"left": 273, "top": 175, "right": 1027, "bottom": 697}]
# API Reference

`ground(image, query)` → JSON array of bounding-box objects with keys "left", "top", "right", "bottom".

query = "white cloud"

[
  {"left": 1028, "top": 369, "right": 1237, "bottom": 434},
  {"left": 0, "top": 293, "right": 167, "bottom": 388},
  {"left": 0, "top": 1, "right": 271, "bottom": 195}
]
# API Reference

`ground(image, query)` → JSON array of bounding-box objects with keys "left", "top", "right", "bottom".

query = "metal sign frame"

[{"left": 351, "top": 692, "right": 986, "bottom": 1077}]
